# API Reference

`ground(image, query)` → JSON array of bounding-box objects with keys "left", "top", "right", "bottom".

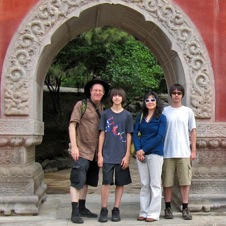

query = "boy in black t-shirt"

[{"left": 98, "top": 88, "right": 134, "bottom": 223}]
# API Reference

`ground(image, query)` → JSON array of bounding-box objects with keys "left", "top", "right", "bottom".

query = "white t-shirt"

[{"left": 163, "top": 105, "right": 196, "bottom": 158}]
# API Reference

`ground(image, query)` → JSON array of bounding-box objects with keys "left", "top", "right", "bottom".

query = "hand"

[
  {"left": 190, "top": 150, "right": 196, "bottom": 161},
  {"left": 121, "top": 156, "right": 129, "bottom": 169},
  {"left": 71, "top": 146, "right": 79, "bottom": 161},
  {"left": 98, "top": 155, "right": 104, "bottom": 168},
  {"left": 136, "top": 149, "right": 144, "bottom": 158},
  {"left": 137, "top": 155, "right": 145, "bottom": 162}
]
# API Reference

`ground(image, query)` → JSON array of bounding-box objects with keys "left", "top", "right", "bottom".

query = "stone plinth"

[
  {"left": 0, "top": 163, "right": 47, "bottom": 215},
  {"left": 0, "top": 119, "right": 46, "bottom": 215}
]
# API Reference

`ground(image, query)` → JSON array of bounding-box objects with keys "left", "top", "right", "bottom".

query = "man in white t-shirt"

[{"left": 162, "top": 84, "right": 196, "bottom": 221}]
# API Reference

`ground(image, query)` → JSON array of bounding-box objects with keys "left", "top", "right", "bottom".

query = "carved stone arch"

[
  {"left": 2, "top": 0, "right": 214, "bottom": 120},
  {"left": 0, "top": 0, "right": 220, "bottom": 215}
]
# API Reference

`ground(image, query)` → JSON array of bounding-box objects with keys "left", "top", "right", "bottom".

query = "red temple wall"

[{"left": 173, "top": 0, "right": 226, "bottom": 121}]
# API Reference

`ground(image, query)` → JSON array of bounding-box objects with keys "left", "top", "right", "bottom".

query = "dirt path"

[{"left": 44, "top": 156, "right": 141, "bottom": 194}]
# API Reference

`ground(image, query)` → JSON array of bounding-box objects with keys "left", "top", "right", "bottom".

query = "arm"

[
  {"left": 121, "top": 133, "right": 131, "bottom": 169},
  {"left": 133, "top": 114, "right": 146, "bottom": 161},
  {"left": 132, "top": 113, "right": 142, "bottom": 151},
  {"left": 98, "top": 130, "right": 105, "bottom": 168},
  {"left": 190, "top": 128, "right": 197, "bottom": 160},
  {"left": 68, "top": 122, "right": 79, "bottom": 161}
]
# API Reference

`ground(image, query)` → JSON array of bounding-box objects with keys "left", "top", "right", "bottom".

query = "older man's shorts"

[
  {"left": 70, "top": 157, "right": 99, "bottom": 189},
  {"left": 162, "top": 158, "right": 192, "bottom": 187}
]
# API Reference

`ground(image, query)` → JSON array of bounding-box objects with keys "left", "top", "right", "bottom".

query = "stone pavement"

[
  {"left": 0, "top": 193, "right": 226, "bottom": 226},
  {"left": 0, "top": 157, "right": 226, "bottom": 225}
]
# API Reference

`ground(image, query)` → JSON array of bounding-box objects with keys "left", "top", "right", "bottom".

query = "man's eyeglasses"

[
  {"left": 145, "top": 98, "right": 156, "bottom": 103},
  {"left": 172, "top": 91, "right": 182, "bottom": 95}
]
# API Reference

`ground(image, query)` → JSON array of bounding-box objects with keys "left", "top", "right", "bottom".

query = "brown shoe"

[
  {"left": 145, "top": 218, "right": 156, "bottom": 222},
  {"left": 137, "top": 216, "right": 146, "bottom": 221}
]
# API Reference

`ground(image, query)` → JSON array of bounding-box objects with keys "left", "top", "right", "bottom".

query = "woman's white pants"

[{"left": 136, "top": 154, "right": 163, "bottom": 220}]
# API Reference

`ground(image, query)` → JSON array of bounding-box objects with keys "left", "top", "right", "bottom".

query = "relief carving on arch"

[
  {"left": 142, "top": 0, "right": 212, "bottom": 118},
  {"left": 3, "top": 0, "right": 212, "bottom": 118}
]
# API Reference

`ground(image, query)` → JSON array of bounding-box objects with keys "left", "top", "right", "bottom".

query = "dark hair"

[
  {"left": 141, "top": 91, "right": 163, "bottom": 119},
  {"left": 110, "top": 88, "right": 126, "bottom": 104},
  {"left": 169, "top": 84, "right": 185, "bottom": 97}
]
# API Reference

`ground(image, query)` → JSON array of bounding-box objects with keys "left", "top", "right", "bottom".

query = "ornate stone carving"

[
  {"left": 197, "top": 122, "right": 226, "bottom": 137},
  {"left": 191, "top": 180, "right": 226, "bottom": 194},
  {"left": 193, "top": 166, "right": 226, "bottom": 178},
  {"left": 0, "top": 136, "right": 43, "bottom": 147},
  {"left": 0, "top": 148, "right": 21, "bottom": 165},
  {"left": 0, "top": 145, "right": 36, "bottom": 166},
  {"left": 142, "top": 0, "right": 212, "bottom": 118},
  {"left": 0, "top": 119, "right": 44, "bottom": 135},
  {"left": 3, "top": 0, "right": 213, "bottom": 118}
]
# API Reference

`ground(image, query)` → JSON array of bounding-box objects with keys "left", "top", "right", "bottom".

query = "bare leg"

[
  {"left": 180, "top": 185, "right": 190, "bottom": 203},
  {"left": 70, "top": 186, "right": 80, "bottom": 202},
  {"left": 164, "top": 186, "right": 173, "bottom": 202},
  {"left": 101, "top": 184, "right": 110, "bottom": 208},
  {"left": 79, "top": 184, "right": 88, "bottom": 200},
  {"left": 114, "top": 186, "right": 124, "bottom": 208}
]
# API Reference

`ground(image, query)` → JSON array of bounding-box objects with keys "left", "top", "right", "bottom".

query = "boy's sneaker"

[
  {"left": 182, "top": 208, "right": 192, "bottom": 220},
  {"left": 164, "top": 207, "right": 174, "bottom": 219},
  {"left": 111, "top": 207, "right": 121, "bottom": 222},
  {"left": 98, "top": 208, "right": 108, "bottom": 223}
]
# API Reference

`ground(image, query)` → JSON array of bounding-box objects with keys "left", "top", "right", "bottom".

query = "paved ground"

[
  {"left": 0, "top": 194, "right": 225, "bottom": 226},
  {"left": 0, "top": 157, "right": 226, "bottom": 225}
]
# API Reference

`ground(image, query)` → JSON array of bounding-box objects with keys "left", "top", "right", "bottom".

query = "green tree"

[{"left": 100, "top": 39, "right": 164, "bottom": 102}]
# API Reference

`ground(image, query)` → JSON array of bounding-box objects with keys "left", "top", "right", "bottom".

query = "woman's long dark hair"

[{"left": 141, "top": 91, "right": 163, "bottom": 119}]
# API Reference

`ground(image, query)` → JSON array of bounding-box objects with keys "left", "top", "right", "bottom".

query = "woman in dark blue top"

[{"left": 133, "top": 91, "right": 167, "bottom": 222}]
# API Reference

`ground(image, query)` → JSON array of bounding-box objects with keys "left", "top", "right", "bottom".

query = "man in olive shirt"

[{"left": 69, "top": 78, "right": 110, "bottom": 224}]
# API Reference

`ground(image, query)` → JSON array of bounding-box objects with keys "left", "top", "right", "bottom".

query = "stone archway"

[{"left": 1, "top": 0, "right": 223, "bottom": 215}]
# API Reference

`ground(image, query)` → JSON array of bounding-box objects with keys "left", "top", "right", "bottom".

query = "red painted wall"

[
  {"left": 173, "top": 0, "right": 226, "bottom": 121},
  {"left": 0, "top": 0, "right": 38, "bottom": 74},
  {"left": 0, "top": 0, "right": 226, "bottom": 121}
]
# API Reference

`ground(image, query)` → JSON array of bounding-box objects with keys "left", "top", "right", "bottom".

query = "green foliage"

[
  {"left": 46, "top": 26, "right": 166, "bottom": 103},
  {"left": 100, "top": 39, "right": 164, "bottom": 101}
]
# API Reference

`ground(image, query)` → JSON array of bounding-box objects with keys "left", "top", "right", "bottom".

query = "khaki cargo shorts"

[{"left": 162, "top": 158, "right": 192, "bottom": 187}]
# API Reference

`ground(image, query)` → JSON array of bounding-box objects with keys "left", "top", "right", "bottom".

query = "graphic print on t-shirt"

[{"left": 105, "top": 116, "right": 126, "bottom": 142}]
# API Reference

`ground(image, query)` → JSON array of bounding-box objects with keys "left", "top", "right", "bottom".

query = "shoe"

[
  {"left": 137, "top": 216, "right": 146, "bottom": 221},
  {"left": 98, "top": 208, "right": 108, "bottom": 223},
  {"left": 71, "top": 210, "right": 84, "bottom": 224},
  {"left": 164, "top": 207, "right": 174, "bottom": 219},
  {"left": 79, "top": 208, "right": 97, "bottom": 218},
  {"left": 111, "top": 207, "right": 121, "bottom": 222},
  {"left": 145, "top": 218, "right": 156, "bottom": 222},
  {"left": 182, "top": 208, "right": 192, "bottom": 220}
]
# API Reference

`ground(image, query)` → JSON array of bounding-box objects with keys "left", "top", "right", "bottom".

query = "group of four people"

[{"left": 68, "top": 78, "right": 196, "bottom": 224}]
